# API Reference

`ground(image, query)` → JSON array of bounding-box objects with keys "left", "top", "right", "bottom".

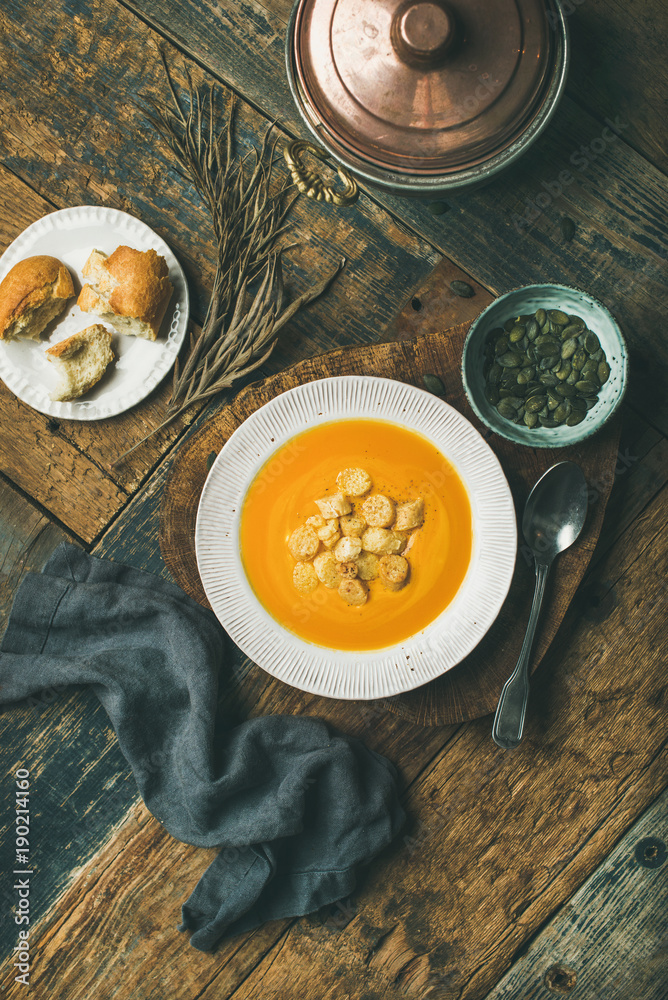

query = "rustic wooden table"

[{"left": 0, "top": 1, "right": 666, "bottom": 997}]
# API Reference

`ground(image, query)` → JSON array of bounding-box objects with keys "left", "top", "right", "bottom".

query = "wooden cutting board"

[{"left": 159, "top": 306, "right": 621, "bottom": 726}]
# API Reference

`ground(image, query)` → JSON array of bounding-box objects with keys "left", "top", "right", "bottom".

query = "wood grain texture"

[
  {"left": 193, "top": 486, "right": 668, "bottom": 1000},
  {"left": 4, "top": 477, "right": 664, "bottom": 999},
  {"left": 0, "top": 476, "right": 139, "bottom": 956},
  {"left": 159, "top": 324, "right": 620, "bottom": 725},
  {"left": 0, "top": 0, "right": 445, "bottom": 537},
  {"left": 484, "top": 790, "right": 668, "bottom": 1000},
  {"left": 567, "top": 0, "right": 668, "bottom": 172},
  {"left": 119, "top": 0, "right": 668, "bottom": 437},
  {"left": 0, "top": 165, "right": 209, "bottom": 532}
]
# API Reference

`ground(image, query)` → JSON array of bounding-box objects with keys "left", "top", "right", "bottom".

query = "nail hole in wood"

[
  {"left": 635, "top": 837, "right": 666, "bottom": 868},
  {"left": 411, "top": 297, "right": 422, "bottom": 311},
  {"left": 544, "top": 964, "right": 577, "bottom": 994}
]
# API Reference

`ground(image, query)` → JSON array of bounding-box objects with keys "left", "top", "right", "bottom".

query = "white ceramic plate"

[
  {"left": 195, "top": 376, "right": 518, "bottom": 701},
  {"left": 0, "top": 205, "right": 189, "bottom": 420}
]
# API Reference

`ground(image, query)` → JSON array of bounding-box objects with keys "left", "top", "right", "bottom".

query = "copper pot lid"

[{"left": 291, "top": 0, "right": 559, "bottom": 175}]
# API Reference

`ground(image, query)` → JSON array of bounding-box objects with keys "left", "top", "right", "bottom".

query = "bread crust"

[
  {"left": 77, "top": 246, "right": 173, "bottom": 339},
  {"left": 45, "top": 323, "right": 110, "bottom": 359},
  {"left": 0, "top": 256, "right": 74, "bottom": 340}
]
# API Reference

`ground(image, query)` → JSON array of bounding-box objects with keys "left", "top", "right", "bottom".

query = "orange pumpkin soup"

[{"left": 239, "top": 419, "right": 472, "bottom": 650}]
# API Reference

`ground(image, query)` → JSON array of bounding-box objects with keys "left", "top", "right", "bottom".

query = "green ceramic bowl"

[{"left": 461, "top": 283, "right": 628, "bottom": 448}]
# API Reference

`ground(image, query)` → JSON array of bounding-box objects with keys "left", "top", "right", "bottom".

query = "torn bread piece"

[
  {"left": 0, "top": 256, "right": 74, "bottom": 341},
  {"left": 45, "top": 324, "right": 114, "bottom": 402},
  {"left": 77, "top": 246, "right": 173, "bottom": 341}
]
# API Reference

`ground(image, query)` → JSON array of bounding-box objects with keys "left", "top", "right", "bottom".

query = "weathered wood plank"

[
  {"left": 484, "top": 790, "right": 668, "bottom": 1000},
  {"left": 0, "top": 456, "right": 664, "bottom": 998},
  {"left": 0, "top": 477, "right": 140, "bottom": 959},
  {"left": 119, "top": 0, "right": 668, "bottom": 435},
  {"left": 0, "top": 387, "right": 128, "bottom": 543},
  {"left": 198, "top": 486, "right": 668, "bottom": 1000},
  {"left": 0, "top": 164, "right": 209, "bottom": 525},
  {"left": 0, "top": 3, "right": 441, "bottom": 362},
  {"left": 0, "top": 1, "right": 446, "bottom": 530},
  {"left": 567, "top": 0, "right": 668, "bottom": 172},
  {"left": 0, "top": 426, "right": 452, "bottom": 966}
]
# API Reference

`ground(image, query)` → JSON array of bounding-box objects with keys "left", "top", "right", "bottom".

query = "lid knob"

[{"left": 391, "top": 1, "right": 457, "bottom": 67}]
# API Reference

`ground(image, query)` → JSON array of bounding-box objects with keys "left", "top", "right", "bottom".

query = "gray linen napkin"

[{"left": 0, "top": 543, "right": 404, "bottom": 950}]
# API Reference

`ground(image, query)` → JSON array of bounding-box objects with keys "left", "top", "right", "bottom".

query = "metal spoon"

[{"left": 492, "top": 461, "right": 588, "bottom": 750}]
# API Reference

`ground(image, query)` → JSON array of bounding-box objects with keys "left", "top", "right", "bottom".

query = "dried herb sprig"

[{"left": 113, "top": 56, "right": 343, "bottom": 465}]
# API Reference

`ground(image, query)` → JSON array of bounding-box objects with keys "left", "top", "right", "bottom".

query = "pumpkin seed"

[
  {"left": 450, "top": 280, "right": 474, "bottom": 298},
  {"left": 539, "top": 372, "right": 559, "bottom": 386},
  {"left": 584, "top": 331, "right": 600, "bottom": 354},
  {"left": 554, "top": 401, "right": 571, "bottom": 423},
  {"left": 423, "top": 373, "right": 445, "bottom": 395},
  {"left": 575, "top": 380, "right": 599, "bottom": 395},
  {"left": 485, "top": 384, "right": 500, "bottom": 405},
  {"left": 572, "top": 348, "right": 587, "bottom": 371},
  {"left": 498, "top": 352, "right": 523, "bottom": 367},
  {"left": 497, "top": 399, "right": 519, "bottom": 418},
  {"left": 560, "top": 216, "right": 576, "bottom": 241},
  {"left": 481, "top": 306, "right": 610, "bottom": 431},
  {"left": 561, "top": 338, "right": 578, "bottom": 359}
]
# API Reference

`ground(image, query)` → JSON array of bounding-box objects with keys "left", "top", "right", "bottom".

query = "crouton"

[
  {"left": 336, "top": 467, "right": 372, "bottom": 496},
  {"left": 293, "top": 561, "right": 319, "bottom": 594},
  {"left": 315, "top": 493, "right": 352, "bottom": 519},
  {"left": 314, "top": 551, "right": 340, "bottom": 588},
  {"left": 395, "top": 498, "right": 424, "bottom": 531},
  {"left": 288, "top": 525, "right": 320, "bottom": 560},
  {"left": 340, "top": 513, "right": 367, "bottom": 537},
  {"left": 361, "top": 494, "right": 395, "bottom": 527},
  {"left": 338, "top": 578, "right": 368, "bottom": 607},
  {"left": 334, "top": 536, "right": 362, "bottom": 562},
  {"left": 379, "top": 555, "right": 409, "bottom": 591},
  {"left": 361, "top": 527, "right": 403, "bottom": 556},
  {"left": 337, "top": 561, "right": 358, "bottom": 580},
  {"left": 355, "top": 552, "right": 380, "bottom": 581}
]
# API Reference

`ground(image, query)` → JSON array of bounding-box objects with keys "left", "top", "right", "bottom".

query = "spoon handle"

[{"left": 492, "top": 562, "right": 550, "bottom": 749}]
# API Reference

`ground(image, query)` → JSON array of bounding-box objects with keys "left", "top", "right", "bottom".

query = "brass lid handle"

[{"left": 283, "top": 140, "right": 359, "bottom": 207}]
